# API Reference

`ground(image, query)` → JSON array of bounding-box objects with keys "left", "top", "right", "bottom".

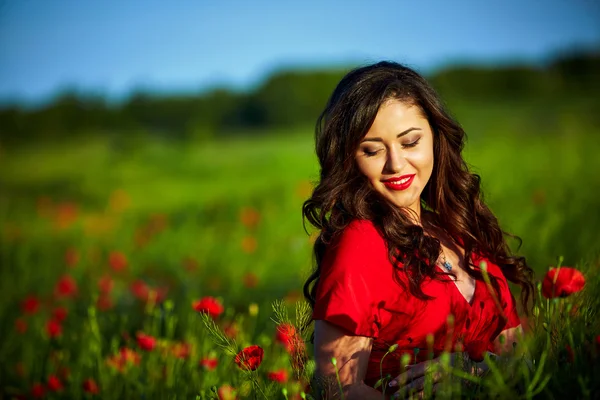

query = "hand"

[
  {"left": 388, "top": 355, "right": 451, "bottom": 399},
  {"left": 388, "top": 352, "right": 490, "bottom": 399}
]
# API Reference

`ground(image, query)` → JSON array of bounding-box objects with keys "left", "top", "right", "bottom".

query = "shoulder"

[
  {"left": 322, "top": 219, "right": 390, "bottom": 274},
  {"left": 334, "top": 219, "right": 386, "bottom": 249}
]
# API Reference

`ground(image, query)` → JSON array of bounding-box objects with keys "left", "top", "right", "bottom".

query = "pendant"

[{"left": 442, "top": 261, "right": 452, "bottom": 271}]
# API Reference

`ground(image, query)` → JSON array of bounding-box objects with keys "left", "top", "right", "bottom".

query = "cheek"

[
  {"left": 356, "top": 158, "right": 384, "bottom": 181},
  {"left": 409, "top": 148, "right": 434, "bottom": 176}
]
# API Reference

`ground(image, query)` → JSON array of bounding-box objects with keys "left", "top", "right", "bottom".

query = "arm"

[
  {"left": 492, "top": 325, "right": 524, "bottom": 355},
  {"left": 314, "top": 320, "right": 387, "bottom": 400}
]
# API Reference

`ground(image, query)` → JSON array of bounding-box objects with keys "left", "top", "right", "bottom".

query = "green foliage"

[{"left": 1, "top": 50, "right": 598, "bottom": 145}]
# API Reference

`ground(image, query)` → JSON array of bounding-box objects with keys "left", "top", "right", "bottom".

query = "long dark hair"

[{"left": 302, "top": 61, "right": 535, "bottom": 318}]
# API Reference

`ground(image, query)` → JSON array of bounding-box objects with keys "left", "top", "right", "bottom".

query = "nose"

[{"left": 384, "top": 145, "right": 406, "bottom": 174}]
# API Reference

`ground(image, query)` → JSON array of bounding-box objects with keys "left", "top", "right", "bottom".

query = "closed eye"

[
  {"left": 363, "top": 149, "right": 382, "bottom": 157},
  {"left": 402, "top": 138, "right": 420, "bottom": 149}
]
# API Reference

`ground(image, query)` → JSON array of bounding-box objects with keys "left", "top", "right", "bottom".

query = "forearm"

[{"left": 314, "top": 376, "right": 390, "bottom": 400}]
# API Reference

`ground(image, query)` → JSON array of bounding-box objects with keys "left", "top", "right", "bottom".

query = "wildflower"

[
  {"left": 192, "top": 297, "right": 224, "bottom": 319},
  {"left": 566, "top": 344, "right": 575, "bottom": 363},
  {"left": 267, "top": 369, "right": 289, "bottom": 383},
  {"left": 248, "top": 303, "right": 259, "bottom": 316},
  {"left": 52, "top": 307, "right": 68, "bottom": 322},
  {"left": 58, "top": 366, "right": 71, "bottom": 380},
  {"left": 239, "top": 207, "right": 261, "bottom": 229},
  {"left": 136, "top": 332, "right": 156, "bottom": 351},
  {"left": 31, "top": 383, "right": 45, "bottom": 398},
  {"left": 542, "top": 267, "right": 586, "bottom": 298},
  {"left": 98, "top": 275, "right": 114, "bottom": 293},
  {"left": 217, "top": 384, "right": 237, "bottom": 400},
  {"left": 241, "top": 236, "right": 257, "bottom": 254},
  {"left": 465, "top": 340, "right": 487, "bottom": 362},
  {"left": 200, "top": 357, "right": 218, "bottom": 370},
  {"left": 96, "top": 294, "right": 113, "bottom": 311},
  {"left": 130, "top": 280, "right": 150, "bottom": 301},
  {"left": 106, "top": 347, "right": 140, "bottom": 372},
  {"left": 82, "top": 378, "right": 99, "bottom": 394},
  {"left": 65, "top": 247, "right": 79, "bottom": 267},
  {"left": 54, "top": 201, "right": 78, "bottom": 229},
  {"left": 242, "top": 272, "right": 259, "bottom": 288},
  {"left": 47, "top": 375, "right": 63, "bottom": 391},
  {"left": 15, "top": 318, "right": 27, "bottom": 334},
  {"left": 46, "top": 319, "right": 62, "bottom": 338},
  {"left": 276, "top": 323, "right": 298, "bottom": 352},
  {"left": 234, "top": 345, "right": 264, "bottom": 371},
  {"left": 223, "top": 322, "right": 239, "bottom": 339},
  {"left": 171, "top": 342, "right": 191, "bottom": 359},
  {"left": 21, "top": 295, "right": 40, "bottom": 314},
  {"left": 109, "top": 251, "right": 128, "bottom": 272},
  {"left": 55, "top": 274, "right": 78, "bottom": 298}
]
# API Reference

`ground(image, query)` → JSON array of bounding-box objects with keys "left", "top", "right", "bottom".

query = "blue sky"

[{"left": 0, "top": 0, "right": 598, "bottom": 105}]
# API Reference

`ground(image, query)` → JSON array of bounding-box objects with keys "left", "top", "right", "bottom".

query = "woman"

[{"left": 302, "top": 61, "right": 535, "bottom": 399}]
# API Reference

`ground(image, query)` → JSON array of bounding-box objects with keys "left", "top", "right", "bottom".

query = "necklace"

[{"left": 439, "top": 248, "right": 453, "bottom": 272}]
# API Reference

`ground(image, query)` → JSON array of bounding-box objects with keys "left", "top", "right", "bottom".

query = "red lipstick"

[{"left": 382, "top": 174, "right": 415, "bottom": 191}]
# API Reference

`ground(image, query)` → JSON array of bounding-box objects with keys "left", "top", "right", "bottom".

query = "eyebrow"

[{"left": 360, "top": 127, "right": 421, "bottom": 143}]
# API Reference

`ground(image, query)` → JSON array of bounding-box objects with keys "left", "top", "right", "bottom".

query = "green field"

[{"left": 1, "top": 101, "right": 599, "bottom": 398}]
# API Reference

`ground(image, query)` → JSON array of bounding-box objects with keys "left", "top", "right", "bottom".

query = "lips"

[{"left": 382, "top": 174, "right": 415, "bottom": 191}]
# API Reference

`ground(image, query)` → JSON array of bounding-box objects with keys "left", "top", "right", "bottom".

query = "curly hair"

[{"left": 302, "top": 61, "right": 535, "bottom": 321}]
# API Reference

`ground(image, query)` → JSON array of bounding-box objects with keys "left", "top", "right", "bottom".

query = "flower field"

[{"left": 1, "top": 105, "right": 600, "bottom": 399}]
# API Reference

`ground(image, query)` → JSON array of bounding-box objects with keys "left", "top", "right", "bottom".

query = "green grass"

[{"left": 0, "top": 103, "right": 599, "bottom": 398}]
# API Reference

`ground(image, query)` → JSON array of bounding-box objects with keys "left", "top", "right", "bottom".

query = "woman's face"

[{"left": 355, "top": 99, "right": 434, "bottom": 217}]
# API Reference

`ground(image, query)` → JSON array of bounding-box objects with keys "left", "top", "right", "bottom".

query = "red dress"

[{"left": 312, "top": 219, "right": 521, "bottom": 387}]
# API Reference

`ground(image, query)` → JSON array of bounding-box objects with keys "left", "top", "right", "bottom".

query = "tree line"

[{"left": 0, "top": 50, "right": 598, "bottom": 144}]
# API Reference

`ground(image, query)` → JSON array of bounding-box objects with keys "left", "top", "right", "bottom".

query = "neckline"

[{"left": 437, "top": 265, "right": 478, "bottom": 306}]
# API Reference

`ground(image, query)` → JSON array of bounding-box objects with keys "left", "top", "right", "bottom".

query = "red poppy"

[
  {"left": 47, "top": 375, "right": 63, "bottom": 392},
  {"left": 541, "top": 267, "right": 586, "bottom": 299},
  {"left": 223, "top": 322, "right": 239, "bottom": 339},
  {"left": 65, "top": 247, "right": 79, "bottom": 267},
  {"left": 566, "top": 344, "right": 575, "bottom": 363},
  {"left": 130, "top": 280, "right": 150, "bottom": 300},
  {"left": 192, "top": 297, "right": 224, "bottom": 319},
  {"left": 239, "top": 207, "right": 261, "bottom": 229},
  {"left": 82, "top": 378, "right": 99, "bottom": 394},
  {"left": 234, "top": 345, "right": 264, "bottom": 371},
  {"left": 31, "top": 383, "right": 45, "bottom": 398},
  {"left": 242, "top": 272, "right": 259, "bottom": 288},
  {"left": 96, "top": 294, "right": 113, "bottom": 311},
  {"left": 54, "top": 201, "right": 78, "bottom": 229},
  {"left": 217, "top": 384, "right": 237, "bottom": 400},
  {"left": 241, "top": 236, "right": 258, "bottom": 254},
  {"left": 98, "top": 275, "right": 114, "bottom": 293},
  {"left": 108, "top": 251, "right": 128, "bottom": 272},
  {"left": 200, "top": 357, "right": 218, "bottom": 370},
  {"left": 107, "top": 347, "right": 140, "bottom": 372},
  {"left": 15, "top": 318, "right": 27, "bottom": 334},
  {"left": 136, "top": 332, "right": 156, "bottom": 351},
  {"left": 55, "top": 274, "right": 78, "bottom": 298},
  {"left": 276, "top": 323, "right": 299, "bottom": 352},
  {"left": 171, "top": 342, "right": 191, "bottom": 359},
  {"left": 21, "top": 295, "right": 40, "bottom": 314},
  {"left": 52, "top": 307, "right": 68, "bottom": 322},
  {"left": 267, "top": 369, "right": 289, "bottom": 383},
  {"left": 465, "top": 340, "right": 487, "bottom": 362},
  {"left": 46, "top": 319, "right": 62, "bottom": 338}
]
